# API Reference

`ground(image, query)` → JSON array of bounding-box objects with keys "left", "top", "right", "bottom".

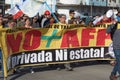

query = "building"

[
  {"left": 3, "top": 0, "right": 120, "bottom": 16},
  {"left": 107, "top": 0, "right": 119, "bottom": 7},
  {"left": 56, "top": 0, "right": 120, "bottom": 17}
]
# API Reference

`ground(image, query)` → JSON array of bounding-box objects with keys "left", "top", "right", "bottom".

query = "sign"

[{"left": 0, "top": 24, "right": 112, "bottom": 77}]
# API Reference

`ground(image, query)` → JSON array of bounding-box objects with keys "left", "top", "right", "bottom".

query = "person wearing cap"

[
  {"left": 31, "top": 16, "right": 40, "bottom": 28},
  {"left": 41, "top": 10, "right": 51, "bottom": 28}
]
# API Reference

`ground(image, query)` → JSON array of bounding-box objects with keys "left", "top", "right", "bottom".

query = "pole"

[
  {"left": 90, "top": 1, "right": 93, "bottom": 17},
  {"left": 10, "top": 0, "right": 14, "bottom": 9}
]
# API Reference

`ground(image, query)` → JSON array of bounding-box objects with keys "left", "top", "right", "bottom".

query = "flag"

[
  {"left": 7, "top": 5, "right": 23, "bottom": 19},
  {"left": 20, "top": 0, "right": 44, "bottom": 17}
]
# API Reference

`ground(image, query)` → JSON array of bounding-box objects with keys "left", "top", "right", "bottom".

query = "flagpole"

[
  {"left": 10, "top": 0, "right": 14, "bottom": 8},
  {"left": 44, "top": 1, "right": 59, "bottom": 23}
]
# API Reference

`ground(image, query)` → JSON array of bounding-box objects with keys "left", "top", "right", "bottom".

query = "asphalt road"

[{"left": 0, "top": 61, "right": 118, "bottom": 80}]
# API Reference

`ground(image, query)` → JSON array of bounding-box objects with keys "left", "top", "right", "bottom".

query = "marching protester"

[
  {"left": 55, "top": 14, "right": 73, "bottom": 71},
  {"left": 40, "top": 10, "right": 51, "bottom": 28},
  {"left": 1, "top": 0, "right": 120, "bottom": 79},
  {"left": 106, "top": 14, "right": 120, "bottom": 80},
  {"left": 67, "top": 9, "right": 75, "bottom": 24},
  {"left": 17, "top": 14, "right": 28, "bottom": 27},
  {"left": 31, "top": 16, "right": 40, "bottom": 28},
  {"left": 24, "top": 17, "right": 32, "bottom": 28}
]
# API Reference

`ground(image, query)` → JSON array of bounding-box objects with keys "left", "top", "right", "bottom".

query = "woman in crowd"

[{"left": 24, "top": 18, "right": 32, "bottom": 28}]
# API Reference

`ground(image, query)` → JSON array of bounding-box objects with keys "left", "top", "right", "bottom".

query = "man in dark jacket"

[{"left": 106, "top": 23, "right": 120, "bottom": 80}]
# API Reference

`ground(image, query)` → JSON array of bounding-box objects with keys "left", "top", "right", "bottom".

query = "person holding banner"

[
  {"left": 56, "top": 14, "right": 73, "bottom": 71},
  {"left": 17, "top": 14, "right": 28, "bottom": 27},
  {"left": 7, "top": 19, "right": 17, "bottom": 29},
  {"left": 24, "top": 17, "right": 32, "bottom": 28},
  {"left": 31, "top": 16, "right": 40, "bottom": 28},
  {"left": 67, "top": 9, "right": 75, "bottom": 24},
  {"left": 40, "top": 10, "right": 51, "bottom": 28}
]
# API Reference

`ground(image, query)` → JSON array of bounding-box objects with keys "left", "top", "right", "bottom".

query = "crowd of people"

[
  {"left": 0, "top": 8, "right": 120, "bottom": 80},
  {"left": 0, "top": 9, "right": 119, "bottom": 29}
]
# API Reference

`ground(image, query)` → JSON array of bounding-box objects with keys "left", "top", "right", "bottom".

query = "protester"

[
  {"left": 31, "top": 16, "right": 40, "bottom": 28},
  {"left": 106, "top": 22, "right": 120, "bottom": 80},
  {"left": 24, "top": 17, "right": 32, "bottom": 28},
  {"left": 49, "top": 15, "right": 56, "bottom": 25},
  {"left": 41, "top": 10, "right": 51, "bottom": 28},
  {"left": 69, "top": 9, "right": 75, "bottom": 20},
  {"left": 55, "top": 14, "right": 73, "bottom": 71}
]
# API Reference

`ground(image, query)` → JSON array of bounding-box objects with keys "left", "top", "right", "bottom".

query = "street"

[{"left": 0, "top": 61, "right": 117, "bottom": 80}]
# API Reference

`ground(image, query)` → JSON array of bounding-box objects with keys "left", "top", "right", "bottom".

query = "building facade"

[
  {"left": 3, "top": 0, "right": 120, "bottom": 16},
  {"left": 107, "top": 0, "right": 120, "bottom": 7},
  {"left": 57, "top": 0, "right": 120, "bottom": 17}
]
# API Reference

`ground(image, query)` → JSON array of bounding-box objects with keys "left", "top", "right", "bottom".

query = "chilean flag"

[
  {"left": 8, "top": 5, "right": 23, "bottom": 19},
  {"left": 20, "top": 0, "right": 44, "bottom": 17}
]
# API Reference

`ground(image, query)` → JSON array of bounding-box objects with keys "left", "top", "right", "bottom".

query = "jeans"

[{"left": 111, "top": 49, "right": 120, "bottom": 75}]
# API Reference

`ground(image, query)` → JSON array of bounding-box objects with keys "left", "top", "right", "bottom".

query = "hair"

[
  {"left": 69, "top": 9, "right": 75, "bottom": 14},
  {"left": 58, "top": 14, "right": 66, "bottom": 18}
]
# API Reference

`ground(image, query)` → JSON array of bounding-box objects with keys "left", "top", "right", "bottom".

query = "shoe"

[
  {"left": 66, "top": 67, "right": 73, "bottom": 71},
  {"left": 56, "top": 67, "right": 61, "bottom": 71},
  {"left": 109, "top": 75, "right": 117, "bottom": 80},
  {"left": 30, "top": 69, "right": 34, "bottom": 74}
]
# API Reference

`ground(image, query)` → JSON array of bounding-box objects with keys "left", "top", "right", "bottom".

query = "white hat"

[
  {"left": 106, "top": 10, "right": 113, "bottom": 18},
  {"left": 74, "top": 11, "right": 80, "bottom": 18}
]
